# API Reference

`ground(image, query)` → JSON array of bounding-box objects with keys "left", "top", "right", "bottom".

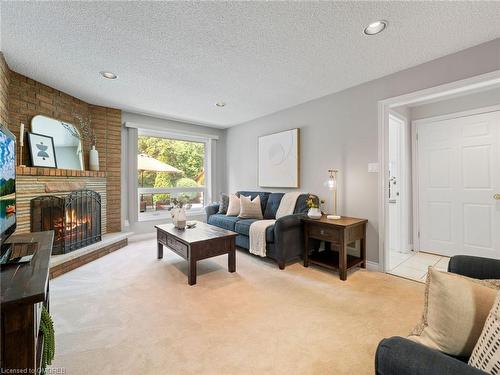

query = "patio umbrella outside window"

[{"left": 138, "top": 153, "right": 182, "bottom": 187}]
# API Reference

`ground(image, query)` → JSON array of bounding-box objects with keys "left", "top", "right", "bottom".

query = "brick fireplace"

[
  {"left": 14, "top": 166, "right": 131, "bottom": 279},
  {"left": 15, "top": 167, "right": 108, "bottom": 235},
  {"left": 31, "top": 190, "right": 102, "bottom": 255},
  {"left": 1, "top": 52, "right": 128, "bottom": 277},
  {"left": 0, "top": 53, "right": 122, "bottom": 234}
]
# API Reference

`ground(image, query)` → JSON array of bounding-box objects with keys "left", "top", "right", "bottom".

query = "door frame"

[
  {"left": 411, "top": 104, "right": 500, "bottom": 252},
  {"left": 377, "top": 70, "right": 500, "bottom": 272},
  {"left": 388, "top": 112, "right": 411, "bottom": 253}
]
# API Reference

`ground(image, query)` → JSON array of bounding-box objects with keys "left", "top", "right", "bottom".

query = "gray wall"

[
  {"left": 121, "top": 112, "right": 227, "bottom": 233},
  {"left": 226, "top": 38, "right": 500, "bottom": 264},
  {"left": 411, "top": 86, "right": 500, "bottom": 120}
]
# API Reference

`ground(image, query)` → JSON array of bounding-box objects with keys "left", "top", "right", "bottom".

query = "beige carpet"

[{"left": 49, "top": 234, "right": 424, "bottom": 375}]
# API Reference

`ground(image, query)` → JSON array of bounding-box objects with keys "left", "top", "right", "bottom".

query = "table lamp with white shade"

[{"left": 326, "top": 169, "right": 341, "bottom": 220}]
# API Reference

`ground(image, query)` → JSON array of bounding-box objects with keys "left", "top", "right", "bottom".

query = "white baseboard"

[{"left": 366, "top": 261, "right": 381, "bottom": 272}]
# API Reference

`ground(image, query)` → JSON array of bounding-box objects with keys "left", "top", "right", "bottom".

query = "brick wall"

[
  {"left": 5, "top": 63, "right": 122, "bottom": 232},
  {"left": 89, "top": 106, "right": 122, "bottom": 232},
  {"left": 9, "top": 71, "right": 92, "bottom": 167},
  {"left": 0, "top": 53, "right": 9, "bottom": 126}
]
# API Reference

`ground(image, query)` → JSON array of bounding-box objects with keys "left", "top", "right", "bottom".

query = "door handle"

[{"left": 494, "top": 194, "right": 500, "bottom": 201}]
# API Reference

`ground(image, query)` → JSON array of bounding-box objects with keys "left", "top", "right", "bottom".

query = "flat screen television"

[{"left": 0, "top": 124, "right": 16, "bottom": 248}]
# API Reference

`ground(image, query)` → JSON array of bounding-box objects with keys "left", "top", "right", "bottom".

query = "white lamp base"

[{"left": 327, "top": 215, "right": 341, "bottom": 220}]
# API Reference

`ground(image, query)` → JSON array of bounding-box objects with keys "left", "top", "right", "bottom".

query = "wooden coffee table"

[{"left": 155, "top": 221, "right": 237, "bottom": 285}]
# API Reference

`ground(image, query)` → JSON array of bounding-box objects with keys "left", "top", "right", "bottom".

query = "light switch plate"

[{"left": 368, "top": 163, "right": 379, "bottom": 173}]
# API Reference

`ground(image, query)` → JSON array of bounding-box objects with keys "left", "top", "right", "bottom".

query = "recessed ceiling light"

[
  {"left": 100, "top": 71, "right": 118, "bottom": 80},
  {"left": 216, "top": 101, "right": 226, "bottom": 107},
  {"left": 363, "top": 20, "right": 388, "bottom": 35}
]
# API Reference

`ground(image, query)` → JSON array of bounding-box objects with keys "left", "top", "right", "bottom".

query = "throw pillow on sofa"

[
  {"left": 469, "top": 291, "right": 500, "bottom": 373},
  {"left": 238, "top": 195, "right": 263, "bottom": 219},
  {"left": 408, "top": 267, "right": 499, "bottom": 357},
  {"left": 218, "top": 193, "right": 230, "bottom": 214},
  {"left": 226, "top": 194, "right": 241, "bottom": 216}
]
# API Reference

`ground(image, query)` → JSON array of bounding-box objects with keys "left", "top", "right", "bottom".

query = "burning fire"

[
  {"left": 52, "top": 209, "right": 94, "bottom": 245},
  {"left": 65, "top": 209, "right": 92, "bottom": 231}
]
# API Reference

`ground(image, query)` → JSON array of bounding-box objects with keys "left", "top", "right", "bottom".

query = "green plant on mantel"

[{"left": 40, "top": 306, "right": 55, "bottom": 372}]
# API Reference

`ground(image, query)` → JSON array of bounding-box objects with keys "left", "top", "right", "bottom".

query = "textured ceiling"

[{"left": 1, "top": 2, "right": 499, "bottom": 128}]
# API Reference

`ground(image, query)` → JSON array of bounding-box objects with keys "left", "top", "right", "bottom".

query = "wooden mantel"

[{"left": 17, "top": 166, "right": 106, "bottom": 178}]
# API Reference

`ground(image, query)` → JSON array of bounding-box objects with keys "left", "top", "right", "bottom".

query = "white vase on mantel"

[{"left": 89, "top": 145, "right": 99, "bottom": 171}]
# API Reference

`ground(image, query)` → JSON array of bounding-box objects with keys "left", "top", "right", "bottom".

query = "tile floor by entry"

[{"left": 388, "top": 251, "right": 450, "bottom": 283}]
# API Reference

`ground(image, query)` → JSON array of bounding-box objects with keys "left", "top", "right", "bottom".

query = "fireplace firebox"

[{"left": 31, "top": 190, "right": 102, "bottom": 255}]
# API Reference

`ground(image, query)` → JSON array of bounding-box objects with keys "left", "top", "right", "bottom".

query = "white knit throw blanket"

[{"left": 249, "top": 192, "right": 303, "bottom": 257}]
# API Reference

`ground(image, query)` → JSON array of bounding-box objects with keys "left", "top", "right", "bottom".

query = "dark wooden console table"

[
  {"left": 1, "top": 230, "right": 54, "bottom": 372},
  {"left": 303, "top": 216, "right": 367, "bottom": 281},
  {"left": 156, "top": 221, "right": 237, "bottom": 285}
]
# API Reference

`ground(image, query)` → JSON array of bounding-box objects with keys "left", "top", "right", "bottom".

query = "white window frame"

[{"left": 135, "top": 128, "right": 213, "bottom": 221}]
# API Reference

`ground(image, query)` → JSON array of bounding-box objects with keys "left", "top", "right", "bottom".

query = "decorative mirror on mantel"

[{"left": 31, "top": 115, "right": 84, "bottom": 170}]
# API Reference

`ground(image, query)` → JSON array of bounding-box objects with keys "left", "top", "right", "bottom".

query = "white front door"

[{"left": 417, "top": 110, "right": 500, "bottom": 259}]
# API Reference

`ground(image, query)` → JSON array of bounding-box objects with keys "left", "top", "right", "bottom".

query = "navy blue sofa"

[
  {"left": 375, "top": 255, "right": 500, "bottom": 375},
  {"left": 205, "top": 191, "right": 315, "bottom": 269}
]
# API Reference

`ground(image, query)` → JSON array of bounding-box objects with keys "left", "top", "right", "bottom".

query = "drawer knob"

[{"left": 320, "top": 230, "right": 324, "bottom": 235}]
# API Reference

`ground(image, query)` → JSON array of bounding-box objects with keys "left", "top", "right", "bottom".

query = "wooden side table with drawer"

[{"left": 303, "top": 215, "right": 368, "bottom": 281}]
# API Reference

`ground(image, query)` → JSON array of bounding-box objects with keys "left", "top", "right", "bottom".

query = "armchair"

[{"left": 375, "top": 255, "right": 500, "bottom": 375}]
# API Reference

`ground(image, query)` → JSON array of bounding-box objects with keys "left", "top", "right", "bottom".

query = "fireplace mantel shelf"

[{"left": 17, "top": 166, "right": 106, "bottom": 178}]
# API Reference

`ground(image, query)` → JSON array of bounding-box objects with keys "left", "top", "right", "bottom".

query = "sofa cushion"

[
  {"left": 263, "top": 193, "right": 313, "bottom": 218},
  {"left": 226, "top": 194, "right": 241, "bottom": 216},
  {"left": 207, "top": 214, "right": 240, "bottom": 231},
  {"left": 469, "top": 292, "right": 500, "bottom": 373},
  {"left": 239, "top": 195, "right": 263, "bottom": 219},
  {"left": 408, "top": 267, "right": 500, "bottom": 357},
  {"left": 236, "top": 191, "right": 270, "bottom": 213},
  {"left": 218, "top": 193, "right": 229, "bottom": 214},
  {"left": 234, "top": 219, "right": 274, "bottom": 242},
  {"left": 264, "top": 193, "right": 284, "bottom": 219}
]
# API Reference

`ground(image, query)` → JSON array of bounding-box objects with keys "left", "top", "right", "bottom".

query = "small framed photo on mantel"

[{"left": 27, "top": 132, "right": 58, "bottom": 168}]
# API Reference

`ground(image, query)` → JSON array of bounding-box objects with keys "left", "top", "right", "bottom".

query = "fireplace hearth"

[{"left": 31, "top": 190, "right": 102, "bottom": 255}]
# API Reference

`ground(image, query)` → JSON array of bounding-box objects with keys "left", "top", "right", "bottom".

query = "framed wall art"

[
  {"left": 27, "top": 132, "right": 58, "bottom": 168},
  {"left": 258, "top": 128, "right": 300, "bottom": 188}
]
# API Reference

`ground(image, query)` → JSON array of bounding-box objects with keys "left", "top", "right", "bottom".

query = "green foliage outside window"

[
  {"left": 138, "top": 136, "right": 205, "bottom": 188},
  {"left": 175, "top": 177, "right": 200, "bottom": 200}
]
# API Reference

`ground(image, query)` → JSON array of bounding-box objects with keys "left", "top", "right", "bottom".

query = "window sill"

[{"left": 138, "top": 210, "right": 206, "bottom": 223}]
